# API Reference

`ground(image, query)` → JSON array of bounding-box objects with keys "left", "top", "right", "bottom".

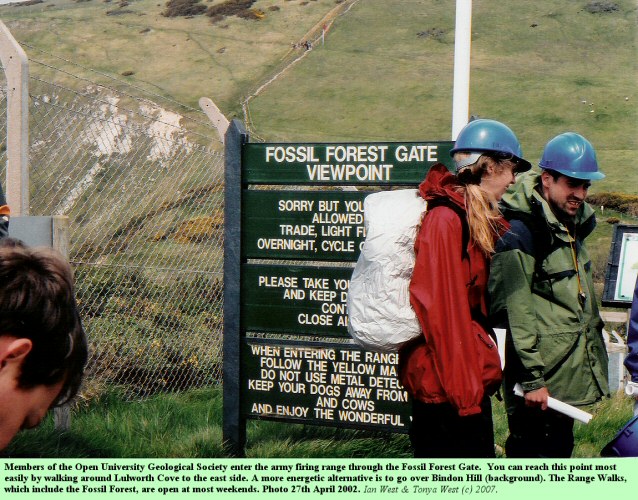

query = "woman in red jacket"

[{"left": 399, "top": 119, "right": 530, "bottom": 457}]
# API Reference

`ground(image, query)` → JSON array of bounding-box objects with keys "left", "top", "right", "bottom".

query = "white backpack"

[{"left": 347, "top": 189, "right": 426, "bottom": 352}]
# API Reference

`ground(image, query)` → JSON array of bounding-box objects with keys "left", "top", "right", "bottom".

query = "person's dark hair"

[
  {"left": 542, "top": 168, "right": 563, "bottom": 181},
  {"left": 0, "top": 239, "right": 87, "bottom": 405}
]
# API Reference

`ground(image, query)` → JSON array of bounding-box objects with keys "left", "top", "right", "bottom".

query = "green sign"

[
  {"left": 242, "top": 190, "right": 368, "bottom": 261},
  {"left": 242, "top": 142, "right": 454, "bottom": 185},
  {"left": 242, "top": 339, "right": 411, "bottom": 433},
  {"left": 224, "top": 127, "right": 430, "bottom": 455},
  {"left": 242, "top": 264, "right": 352, "bottom": 337}
]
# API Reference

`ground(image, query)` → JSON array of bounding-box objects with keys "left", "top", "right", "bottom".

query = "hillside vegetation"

[
  {"left": 0, "top": 0, "right": 634, "bottom": 193},
  {"left": 0, "top": 0, "right": 343, "bottom": 118},
  {"left": 0, "top": 1, "right": 634, "bottom": 167}
]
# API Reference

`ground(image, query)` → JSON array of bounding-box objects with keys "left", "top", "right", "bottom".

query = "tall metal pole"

[
  {"left": 451, "top": 0, "right": 472, "bottom": 141},
  {"left": 0, "top": 20, "right": 28, "bottom": 215}
]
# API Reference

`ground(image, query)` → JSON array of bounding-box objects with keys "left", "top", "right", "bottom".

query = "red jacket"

[{"left": 399, "top": 164, "right": 503, "bottom": 416}]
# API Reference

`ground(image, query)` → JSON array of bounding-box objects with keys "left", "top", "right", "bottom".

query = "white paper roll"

[
  {"left": 513, "top": 383, "right": 593, "bottom": 424},
  {"left": 625, "top": 381, "right": 638, "bottom": 396}
]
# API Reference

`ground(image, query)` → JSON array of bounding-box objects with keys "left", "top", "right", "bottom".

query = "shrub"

[
  {"left": 584, "top": 1, "right": 619, "bottom": 14},
  {"left": 106, "top": 8, "right": 134, "bottom": 15},
  {"left": 417, "top": 28, "right": 447, "bottom": 41},
  {"left": 238, "top": 8, "right": 265, "bottom": 20},
  {"left": 588, "top": 192, "right": 638, "bottom": 217},
  {"left": 163, "top": 0, "right": 206, "bottom": 17},
  {"left": 206, "top": 0, "right": 255, "bottom": 21}
]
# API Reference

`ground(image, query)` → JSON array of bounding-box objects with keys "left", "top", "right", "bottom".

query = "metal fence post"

[
  {"left": 8, "top": 215, "right": 71, "bottom": 429},
  {"left": 53, "top": 215, "right": 71, "bottom": 431},
  {"left": 223, "top": 119, "right": 248, "bottom": 457},
  {"left": 0, "top": 20, "right": 29, "bottom": 215}
]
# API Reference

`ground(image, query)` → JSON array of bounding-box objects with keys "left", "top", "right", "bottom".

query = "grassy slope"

[
  {"left": 0, "top": 0, "right": 341, "bottom": 115},
  {"left": 1, "top": 0, "right": 635, "bottom": 192},
  {"left": 247, "top": 0, "right": 637, "bottom": 195},
  {"left": 2, "top": 386, "right": 633, "bottom": 458}
]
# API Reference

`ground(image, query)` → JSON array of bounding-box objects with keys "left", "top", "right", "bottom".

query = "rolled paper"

[
  {"left": 625, "top": 381, "right": 638, "bottom": 396},
  {"left": 513, "top": 383, "right": 593, "bottom": 424}
]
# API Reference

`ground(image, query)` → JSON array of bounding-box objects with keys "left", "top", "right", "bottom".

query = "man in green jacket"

[{"left": 489, "top": 132, "right": 610, "bottom": 458}]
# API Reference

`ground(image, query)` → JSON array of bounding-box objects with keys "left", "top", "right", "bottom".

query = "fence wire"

[{"left": 0, "top": 57, "right": 226, "bottom": 399}]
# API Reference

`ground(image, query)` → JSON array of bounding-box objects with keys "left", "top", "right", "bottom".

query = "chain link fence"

[{"left": 1, "top": 51, "right": 226, "bottom": 399}]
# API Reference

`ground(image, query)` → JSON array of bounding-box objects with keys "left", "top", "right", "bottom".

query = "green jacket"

[{"left": 488, "top": 171, "right": 609, "bottom": 409}]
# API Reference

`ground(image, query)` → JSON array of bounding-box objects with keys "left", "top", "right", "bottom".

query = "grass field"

[
  {"left": 2, "top": 386, "right": 634, "bottom": 458},
  {"left": 0, "top": 0, "right": 342, "bottom": 115},
  {"left": 247, "top": 0, "right": 637, "bottom": 197},
  {"left": 1, "top": 0, "right": 635, "bottom": 195}
]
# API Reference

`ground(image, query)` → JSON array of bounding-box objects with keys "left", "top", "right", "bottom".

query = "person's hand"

[{"left": 524, "top": 387, "right": 549, "bottom": 410}]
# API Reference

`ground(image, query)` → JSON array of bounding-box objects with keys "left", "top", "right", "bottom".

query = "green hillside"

[
  {"left": 0, "top": 0, "right": 635, "bottom": 193},
  {"left": 0, "top": 0, "right": 343, "bottom": 117},
  {"left": 247, "top": 0, "right": 637, "bottom": 195}
]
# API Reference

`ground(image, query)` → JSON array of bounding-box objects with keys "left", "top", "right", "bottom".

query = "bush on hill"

[
  {"left": 163, "top": 0, "right": 206, "bottom": 17},
  {"left": 163, "top": 0, "right": 261, "bottom": 21},
  {"left": 584, "top": 1, "right": 619, "bottom": 14},
  {"left": 206, "top": 0, "right": 255, "bottom": 22},
  {"left": 588, "top": 192, "right": 638, "bottom": 217}
]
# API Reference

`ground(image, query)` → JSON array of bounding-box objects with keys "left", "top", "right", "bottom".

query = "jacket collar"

[
  {"left": 501, "top": 171, "right": 597, "bottom": 241},
  {"left": 418, "top": 163, "right": 465, "bottom": 211}
]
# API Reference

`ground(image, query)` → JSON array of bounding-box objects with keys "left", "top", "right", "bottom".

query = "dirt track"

[{"left": 242, "top": 0, "right": 362, "bottom": 138}]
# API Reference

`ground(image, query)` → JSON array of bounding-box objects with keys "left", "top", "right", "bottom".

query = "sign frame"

[
  {"left": 602, "top": 223, "right": 638, "bottom": 308},
  {"left": 222, "top": 119, "right": 454, "bottom": 456}
]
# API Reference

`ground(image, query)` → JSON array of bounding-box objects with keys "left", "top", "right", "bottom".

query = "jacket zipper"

[{"left": 477, "top": 333, "right": 495, "bottom": 349}]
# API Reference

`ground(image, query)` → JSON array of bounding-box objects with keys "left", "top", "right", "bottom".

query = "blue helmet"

[
  {"left": 601, "top": 415, "right": 638, "bottom": 457},
  {"left": 539, "top": 132, "right": 605, "bottom": 180},
  {"left": 450, "top": 118, "right": 531, "bottom": 172}
]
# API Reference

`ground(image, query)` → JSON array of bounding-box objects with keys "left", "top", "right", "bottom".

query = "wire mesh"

[{"left": 0, "top": 57, "right": 226, "bottom": 399}]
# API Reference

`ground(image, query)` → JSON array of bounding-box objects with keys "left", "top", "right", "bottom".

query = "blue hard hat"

[
  {"left": 450, "top": 118, "right": 531, "bottom": 172},
  {"left": 539, "top": 132, "right": 605, "bottom": 180},
  {"left": 601, "top": 415, "right": 638, "bottom": 457}
]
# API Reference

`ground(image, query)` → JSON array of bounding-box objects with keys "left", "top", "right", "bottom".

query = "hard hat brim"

[
  {"left": 540, "top": 166, "right": 605, "bottom": 181},
  {"left": 514, "top": 159, "right": 532, "bottom": 174},
  {"left": 452, "top": 149, "right": 532, "bottom": 174}
]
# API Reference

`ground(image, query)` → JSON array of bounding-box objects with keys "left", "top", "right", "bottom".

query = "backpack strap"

[
  {"left": 425, "top": 198, "right": 470, "bottom": 261},
  {"left": 501, "top": 207, "right": 558, "bottom": 287}
]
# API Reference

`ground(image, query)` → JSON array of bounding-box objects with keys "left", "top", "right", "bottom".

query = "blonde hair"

[{"left": 454, "top": 155, "right": 514, "bottom": 255}]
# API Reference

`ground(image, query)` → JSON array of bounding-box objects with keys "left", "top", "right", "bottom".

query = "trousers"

[
  {"left": 505, "top": 399, "right": 575, "bottom": 458},
  {"left": 409, "top": 396, "right": 495, "bottom": 458}
]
